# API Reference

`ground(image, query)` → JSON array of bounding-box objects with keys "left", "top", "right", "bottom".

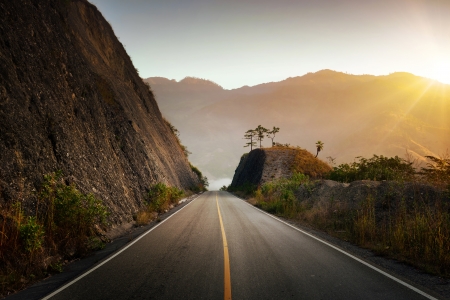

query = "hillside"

[
  {"left": 230, "top": 147, "right": 331, "bottom": 189},
  {"left": 0, "top": 0, "right": 200, "bottom": 225},
  {"left": 145, "top": 70, "right": 450, "bottom": 184}
]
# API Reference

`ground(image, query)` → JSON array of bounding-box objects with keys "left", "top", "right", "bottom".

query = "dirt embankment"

[
  {"left": 0, "top": 0, "right": 199, "bottom": 225},
  {"left": 297, "top": 179, "right": 447, "bottom": 212}
]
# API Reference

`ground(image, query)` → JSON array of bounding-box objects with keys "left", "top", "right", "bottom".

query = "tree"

[
  {"left": 243, "top": 129, "right": 257, "bottom": 151},
  {"left": 266, "top": 126, "right": 280, "bottom": 146},
  {"left": 315, "top": 140, "right": 324, "bottom": 158},
  {"left": 255, "top": 125, "right": 268, "bottom": 148}
]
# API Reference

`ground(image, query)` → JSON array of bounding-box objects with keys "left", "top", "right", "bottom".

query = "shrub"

[
  {"left": 419, "top": 154, "right": 450, "bottom": 188},
  {"left": 190, "top": 164, "right": 208, "bottom": 192},
  {"left": 329, "top": 155, "right": 415, "bottom": 182},
  {"left": 19, "top": 217, "right": 44, "bottom": 253},
  {"left": 39, "top": 171, "right": 108, "bottom": 251},
  {"left": 147, "top": 183, "right": 184, "bottom": 213},
  {"left": 0, "top": 171, "right": 109, "bottom": 296},
  {"left": 254, "top": 172, "right": 310, "bottom": 217}
]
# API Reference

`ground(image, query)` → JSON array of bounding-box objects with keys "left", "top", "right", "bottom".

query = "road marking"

[
  {"left": 41, "top": 194, "right": 202, "bottom": 300},
  {"left": 216, "top": 193, "right": 232, "bottom": 300},
  {"left": 238, "top": 196, "right": 438, "bottom": 300}
]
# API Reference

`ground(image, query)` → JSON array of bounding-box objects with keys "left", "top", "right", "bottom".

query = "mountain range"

[{"left": 144, "top": 70, "right": 450, "bottom": 186}]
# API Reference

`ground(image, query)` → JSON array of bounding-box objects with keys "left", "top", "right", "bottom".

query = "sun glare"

[{"left": 430, "top": 59, "right": 450, "bottom": 85}]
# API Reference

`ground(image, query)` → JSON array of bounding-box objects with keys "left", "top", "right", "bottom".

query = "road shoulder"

[{"left": 234, "top": 194, "right": 450, "bottom": 300}]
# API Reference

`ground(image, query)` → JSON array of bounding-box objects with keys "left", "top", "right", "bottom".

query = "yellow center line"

[{"left": 216, "top": 193, "right": 232, "bottom": 300}]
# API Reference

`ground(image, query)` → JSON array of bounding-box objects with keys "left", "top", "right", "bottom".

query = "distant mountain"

[{"left": 144, "top": 70, "right": 450, "bottom": 183}]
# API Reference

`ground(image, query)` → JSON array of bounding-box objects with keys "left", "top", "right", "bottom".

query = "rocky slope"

[
  {"left": 230, "top": 147, "right": 331, "bottom": 188},
  {"left": 0, "top": 0, "right": 199, "bottom": 225}
]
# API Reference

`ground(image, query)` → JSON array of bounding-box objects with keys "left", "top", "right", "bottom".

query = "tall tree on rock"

[
  {"left": 315, "top": 140, "right": 324, "bottom": 158},
  {"left": 266, "top": 126, "right": 280, "bottom": 146},
  {"left": 243, "top": 129, "right": 257, "bottom": 151},
  {"left": 255, "top": 125, "right": 268, "bottom": 148}
]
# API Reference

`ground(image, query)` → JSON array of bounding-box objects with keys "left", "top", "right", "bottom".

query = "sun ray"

[{"left": 371, "top": 78, "right": 439, "bottom": 156}]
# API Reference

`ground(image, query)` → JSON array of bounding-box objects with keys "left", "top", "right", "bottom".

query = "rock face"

[
  {"left": 0, "top": 0, "right": 199, "bottom": 224},
  {"left": 230, "top": 147, "right": 331, "bottom": 188},
  {"left": 230, "top": 149, "right": 266, "bottom": 189}
]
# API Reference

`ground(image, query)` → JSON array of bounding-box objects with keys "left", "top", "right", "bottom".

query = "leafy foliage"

[
  {"left": 190, "top": 164, "right": 209, "bottom": 192},
  {"left": 255, "top": 173, "right": 310, "bottom": 217},
  {"left": 328, "top": 155, "right": 415, "bottom": 182},
  {"left": 243, "top": 129, "right": 257, "bottom": 151},
  {"left": 0, "top": 171, "right": 109, "bottom": 296},
  {"left": 315, "top": 140, "right": 324, "bottom": 158},
  {"left": 266, "top": 126, "right": 280, "bottom": 146},
  {"left": 40, "top": 171, "right": 108, "bottom": 245},
  {"left": 419, "top": 154, "right": 450, "bottom": 187},
  {"left": 19, "top": 217, "right": 44, "bottom": 253},
  {"left": 244, "top": 125, "right": 280, "bottom": 149},
  {"left": 147, "top": 183, "right": 184, "bottom": 213},
  {"left": 255, "top": 125, "right": 268, "bottom": 148}
]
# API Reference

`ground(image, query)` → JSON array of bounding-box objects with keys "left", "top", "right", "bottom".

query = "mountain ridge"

[{"left": 145, "top": 70, "right": 449, "bottom": 183}]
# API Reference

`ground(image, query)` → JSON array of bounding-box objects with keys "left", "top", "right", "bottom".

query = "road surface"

[{"left": 42, "top": 191, "right": 435, "bottom": 300}]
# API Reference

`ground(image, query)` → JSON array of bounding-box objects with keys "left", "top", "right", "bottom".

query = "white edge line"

[
  {"left": 237, "top": 195, "right": 439, "bottom": 300},
  {"left": 41, "top": 194, "right": 201, "bottom": 300}
]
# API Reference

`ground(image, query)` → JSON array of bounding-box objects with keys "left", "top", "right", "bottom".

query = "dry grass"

[
  {"left": 249, "top": 173, "right": 450, "bottom": 277},
  {"left": 133, "top": 183, "right": 187, "bottom": 226},
  {"left": 0, "top": 172, "right": 108, "bottom": 297},
  {"left": 290, "top": 147, "right": 332, "bottom": 178}
]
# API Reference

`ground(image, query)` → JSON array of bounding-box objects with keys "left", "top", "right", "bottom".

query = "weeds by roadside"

[
  {"left": 135, "top": 183, "right": 186, "bottom": 226},
  {"left": 0, "top": 171, "right": 108, "bottom": 297},
  {"left": 243, "top": 154, "right": 450, "bottom": 277}
]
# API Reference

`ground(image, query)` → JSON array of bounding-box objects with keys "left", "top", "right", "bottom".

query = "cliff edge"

[
  {"left": 0, "top": 0, "right": 199, "bottom": 225},
  {"left": 230, "top": 147, "right": 331, "bottom": 188}
]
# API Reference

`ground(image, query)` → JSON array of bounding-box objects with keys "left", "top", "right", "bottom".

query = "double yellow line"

[{"left": 216, "top": 193, "right": 232, "bottom": 300}]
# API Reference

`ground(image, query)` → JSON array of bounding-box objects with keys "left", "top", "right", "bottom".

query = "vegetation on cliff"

[
  {"left": 0, "top": 172, "right": 108, "bottom": 296},
  {"left": 0, "top": 0, "right": 204, "bottom": 295}
]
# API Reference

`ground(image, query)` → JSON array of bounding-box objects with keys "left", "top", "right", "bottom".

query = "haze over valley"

[{"left": 146, "top": 71, "right": 450, "bottom": 189}]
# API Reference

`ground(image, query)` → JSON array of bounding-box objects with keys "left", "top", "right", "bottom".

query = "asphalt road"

[{"left": 42, "top": 191, "right": 435, "bottom": 300}]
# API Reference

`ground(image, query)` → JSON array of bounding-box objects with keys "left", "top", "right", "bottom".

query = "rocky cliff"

[
  {"left": 230, "top": 147, "right": 331, "bottom": 188},
  {"left": 0, "top": 0, "right": 199, "bottom": 225}
]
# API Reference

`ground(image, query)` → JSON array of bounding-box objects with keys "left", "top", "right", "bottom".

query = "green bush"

[
  {"left": 147, "top": 183, "right": 184, "bottom": 213},
  {"left": 190, "top": 164, "right": 208, "bottom": 191},
  {"left": 328, "top": 155, "right": 415, "bottom": 182},
  {"left": 40, "top": 171, "right": 108, "bottom": 242},
  {"left": 19, "top": 217, "right": 44, "bottom": 253},
  {"left": 256, "top": 172, "right": 309, "bottom": 216},
  {"left": 0, "top": 171, "right": 109, "bottom": 296}
]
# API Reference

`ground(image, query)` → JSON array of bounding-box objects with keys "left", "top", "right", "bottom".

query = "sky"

[{"left": 89, "top": 0, "right": 450, "bottom": 89}]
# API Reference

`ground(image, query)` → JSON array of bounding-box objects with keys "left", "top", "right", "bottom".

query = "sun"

[{"left": 430, "top": 59, "right": 450, "bottom": 85}]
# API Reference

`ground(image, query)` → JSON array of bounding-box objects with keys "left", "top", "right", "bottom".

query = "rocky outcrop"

[
  {"left": 230, "top": 147, "right": 331, "bottom": 188},
  {"left": 230, "top": 150, "right": 266, "bottom": 189},
  {"left": 0, "top": 0, "right": 199, "bottom": 225}
]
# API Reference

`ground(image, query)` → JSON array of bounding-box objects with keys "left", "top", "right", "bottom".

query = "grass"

[
  {"left": 289, "top": 147, "right": 332, "bottom": 178},
  {"left": 0, "top": 171, "right": 108, "bottom": 296}
]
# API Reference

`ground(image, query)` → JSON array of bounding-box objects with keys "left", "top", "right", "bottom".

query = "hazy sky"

[{"left": 89, "top": 0, "right": 450, "bottom": 89}]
